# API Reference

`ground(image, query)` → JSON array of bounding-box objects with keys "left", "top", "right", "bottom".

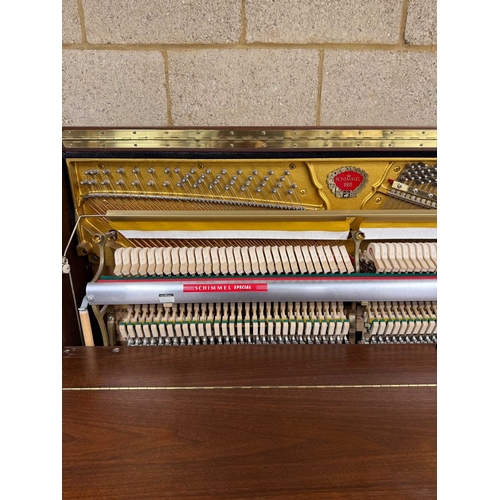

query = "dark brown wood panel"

[
  {"left": 63, "top": 345, "right": 436, "bottom": 388},
  {"left": 62, "top": 162, "right": 94, "bottom": 347},
  {"left": 63, "top": 387, "right": 436, "bottom": 500}
]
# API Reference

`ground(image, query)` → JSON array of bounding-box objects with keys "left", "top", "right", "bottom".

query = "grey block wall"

[{"left": 62, "top": 0, "right": 436, "bottom": 127}]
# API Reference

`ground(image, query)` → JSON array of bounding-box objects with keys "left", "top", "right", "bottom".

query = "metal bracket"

[
  {"left": 91, "top": 231, "right": 117, "bottom": 283},
  {"left": 62, "top": 256, "right": 70, "bottom": 274},
  {"left": 351, "top": 230, "right": 365, "bottom": 273}
]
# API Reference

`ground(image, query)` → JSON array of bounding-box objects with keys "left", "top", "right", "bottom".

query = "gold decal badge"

[{"left": 327, "top": 166, "right": 368, "bottom": 198}]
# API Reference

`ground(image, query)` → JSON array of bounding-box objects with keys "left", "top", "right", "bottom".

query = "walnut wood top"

[
  {"left": 63, "top": 346, "right": 436, "bottom": 499},
  {"left": 63, "top": 344, "right": 436, "bottom": 388}
]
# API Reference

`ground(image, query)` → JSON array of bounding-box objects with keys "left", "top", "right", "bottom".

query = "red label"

[
  {"left": 183, "top": 284, "right": 268, "bottom": 293},
  {"left": 333, "top": 171, "right": 364, "bottom": 191}
]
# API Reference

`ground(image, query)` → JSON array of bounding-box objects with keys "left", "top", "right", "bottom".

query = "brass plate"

[
  {"left": 62, "top": 384, "right": 437, "bottom": 391},
  {"left": 62, "top": 128, "right": 437, "bottom": 150}
]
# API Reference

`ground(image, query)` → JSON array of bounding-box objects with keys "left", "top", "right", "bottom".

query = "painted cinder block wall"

[{"left": 62, "top": 0, "right": 437, "bottom": 127}]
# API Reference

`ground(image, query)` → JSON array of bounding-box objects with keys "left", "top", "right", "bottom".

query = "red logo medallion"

[{"left": 327, "top": 167, "right": 368, "bottom": 198}]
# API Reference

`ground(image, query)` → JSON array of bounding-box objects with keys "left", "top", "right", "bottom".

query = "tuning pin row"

[
  {"left": 399, "top": 163, "right": 437, "bottom": 187},
  {"left": 79, "top": 165, "right": 304, "bottom": 209}
]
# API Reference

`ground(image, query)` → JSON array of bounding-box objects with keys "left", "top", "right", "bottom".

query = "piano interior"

[{"left": 62, "top": 128, "right": 437, "bottom": 348}]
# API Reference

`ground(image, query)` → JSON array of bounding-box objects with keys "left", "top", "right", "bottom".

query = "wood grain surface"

[
  {"left": 63, "top": 344, "right": 437, "bottom": 388},
  {"left": 62, "top": 163, "right": 94, "bottom": 347},
  {"left": 63, "top": 346, "right": 436, "bottom": 500}
]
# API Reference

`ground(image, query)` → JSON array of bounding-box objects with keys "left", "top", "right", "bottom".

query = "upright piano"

[{"left": 62, "top": 127, "right": 437, "bottom": 499}]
